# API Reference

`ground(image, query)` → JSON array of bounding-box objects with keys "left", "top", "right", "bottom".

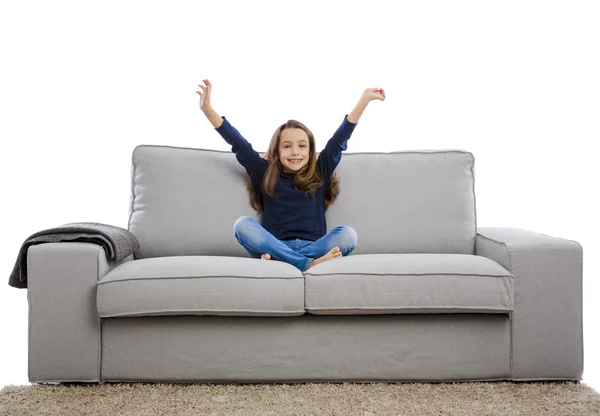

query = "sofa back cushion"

[{"left": 129, "top": 146, "right": 476, "bottom": 259}]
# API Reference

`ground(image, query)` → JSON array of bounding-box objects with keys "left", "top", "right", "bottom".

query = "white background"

[{"left": 1, "top": 0, "right": 598, "bottom": 391}]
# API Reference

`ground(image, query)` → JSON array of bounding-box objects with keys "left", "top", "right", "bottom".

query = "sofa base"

[{"left": 101, "top": 313, "right": 511, "bottom": 383}]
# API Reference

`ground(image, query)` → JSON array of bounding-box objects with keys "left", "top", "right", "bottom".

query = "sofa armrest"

[
  {"left": 27, "top": 242, "right": 133, "bottom": 384},
  {"left": 475, "top": 227, "right": 583, "bottom": 380}
]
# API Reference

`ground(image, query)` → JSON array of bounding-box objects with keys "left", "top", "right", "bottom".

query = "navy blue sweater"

[{"left": 215, "top": 114, "right": 357, "bottom": 241}]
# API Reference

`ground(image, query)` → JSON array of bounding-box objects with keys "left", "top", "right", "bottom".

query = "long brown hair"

[{"left": 246, "top": 119, "right": 341, "bottom": 213}]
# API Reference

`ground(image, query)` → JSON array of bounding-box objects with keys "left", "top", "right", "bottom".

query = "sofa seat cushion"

[
  {"left": 305, "top": 253, "right": 513, "bottom": 315},
  {"left": 97, "top": 256, "right": 305, "bottom": 317}
]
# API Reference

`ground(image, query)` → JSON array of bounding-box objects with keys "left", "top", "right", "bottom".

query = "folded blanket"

[{"left": 8, "top": 222, "right": 140, "bottom": 289}]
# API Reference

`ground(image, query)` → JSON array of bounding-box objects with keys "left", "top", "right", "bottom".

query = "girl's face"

[{"left": 279, "top": 128, "right": 310, "bottom": 173}]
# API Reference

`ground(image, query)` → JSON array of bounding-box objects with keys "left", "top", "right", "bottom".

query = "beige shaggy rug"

[{"left": 1, "top": 381, "right": 600, "bottom": 415}]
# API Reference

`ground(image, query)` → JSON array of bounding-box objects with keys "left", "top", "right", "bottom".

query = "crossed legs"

[{"left": 233, "top": 216, "right": 357, "bottom": 272}]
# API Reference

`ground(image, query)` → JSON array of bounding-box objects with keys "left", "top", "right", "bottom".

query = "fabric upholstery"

[
  {"left": 97, "top": 255, "right": 305, "bottom": 317},
  {"left": 27, "top": 242, "right": 133, "bottom": 383},
  {"left": 304, "top": 253, "right": 513, "bottom": 314},
  {"left": 128, "top": 147, "right": 477, "bottom": 259},
  {"left": 101, "top": 314, "right": 511, "bottom": 383},
  {"left": 97, "top": 253, "right": 513, "bottom": 318},
  {"left": 476, "top": 228, "right": 583, "bottom": 380},
  {"left": 22, "top": 145, "right": 583, "bottom": 384}
]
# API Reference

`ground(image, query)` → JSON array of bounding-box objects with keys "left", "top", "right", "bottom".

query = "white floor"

[{"left": 1, "top": 289, "right": 598, "bottom": 392}]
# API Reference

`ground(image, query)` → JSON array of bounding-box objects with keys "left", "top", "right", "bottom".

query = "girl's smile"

[{"left": 280, "top": 127, "right": 310, "bottom": 173}]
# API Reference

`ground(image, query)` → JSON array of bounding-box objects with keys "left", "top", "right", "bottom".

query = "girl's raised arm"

[
  {"left": 196, "top": 78, "right": 267, "bottom": 179},
  {"left": 197, "top": 79, "right": 223, "bottom": 129}
]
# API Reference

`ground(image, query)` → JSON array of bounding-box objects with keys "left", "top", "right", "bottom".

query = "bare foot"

[
  {"left": 307, "top": 247, "right": 342, "bottom": 269},
  {"left": 261, "top": 253, "right": 271, "bottom": 260}
]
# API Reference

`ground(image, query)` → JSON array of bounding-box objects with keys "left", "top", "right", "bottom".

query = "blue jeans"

[{"left": 233, "top": 216, "right": 358, "bottom": 273}]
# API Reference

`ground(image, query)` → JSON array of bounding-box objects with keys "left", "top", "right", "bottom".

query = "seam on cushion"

[
  {"left": 102, "top": 307, "right": 511, "bottom": 315},
  {"left": 306, "top": 306, "right": 512, "bottom": 312},
  {"left": 136, "top": 144, "right": 472, "bottom": 157},
  {"left": 304, "top": 272, "right": 307, "bottom": 309},
  {"left": 305, "top": 292, "right": 512, "bottom": 297},
  {"left": 303, "top": 272, "right": 513, "bottom": 277},
  {"left": 101, "top": 309, "right": 306, "bottom": 318},
  {"left": 98, "top": 275, "right": 305, "bottom": 285}
]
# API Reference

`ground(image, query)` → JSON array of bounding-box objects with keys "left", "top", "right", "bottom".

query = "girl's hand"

[
  {"left": 196, "top": 79, "right": 212, "bottom": 111},
  {"left": 362, "top": 87, "right": 386, "bottom": 102}
]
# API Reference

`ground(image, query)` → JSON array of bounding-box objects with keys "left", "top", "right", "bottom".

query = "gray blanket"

[{"left": 9, "top": 222, "right": 140, "bottom": 289}]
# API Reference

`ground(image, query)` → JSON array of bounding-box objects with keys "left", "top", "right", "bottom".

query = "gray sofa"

[{"left": 26, "top": 145, "right": 583, "bottom": 384}]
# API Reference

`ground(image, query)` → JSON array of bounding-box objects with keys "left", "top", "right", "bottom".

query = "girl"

[{"left": 196, "top": 79, "right": 386, "bottom": 272}]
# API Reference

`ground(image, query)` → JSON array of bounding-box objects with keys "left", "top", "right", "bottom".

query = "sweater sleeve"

[
  {"left": 215, "top": 116, "right": 267, "bottom": 191},
  {"left": 317, "top": 114, "right": 358, "bottom": 186}
]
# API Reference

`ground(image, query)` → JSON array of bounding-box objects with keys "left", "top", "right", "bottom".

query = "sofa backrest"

[{"left": 129, "top": 145, "right": 477, "bottom": 259}]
